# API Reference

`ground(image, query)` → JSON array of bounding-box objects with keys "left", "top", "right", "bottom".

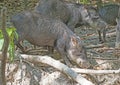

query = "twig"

[
  {"left": 86, "top": 44, "right": 104, "bottom": 49},
  {"left": 72, "top": 68, "right": 120, "bottom": 74},
  {"left": 94, "top": 59, "right": 120, "bottom": 67}
]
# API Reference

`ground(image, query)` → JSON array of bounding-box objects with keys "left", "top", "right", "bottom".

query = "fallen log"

[
  {"left": 20, "top": 54, "right": 94, "bottom": 85},
  {"left": 0, "top": 52, "right": 119, "bottom": 75}
]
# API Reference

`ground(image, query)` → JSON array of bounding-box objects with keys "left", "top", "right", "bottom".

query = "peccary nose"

[
  {"left": 77, "top": 59, "right": 91, "bottom": 68},
  {"left": 80, "top": 61, "right": 91, "bottom": 68}
]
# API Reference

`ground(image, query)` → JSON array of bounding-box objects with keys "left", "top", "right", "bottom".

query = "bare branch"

[
  {"left": 72, "top": 68, "right": 120, "bottom": 74},
  {"left": 86, "top": 44, "right": 104, "bottom": 49},
  {"left": 21, "top": 54, "right": 94, "bottom": 85}
]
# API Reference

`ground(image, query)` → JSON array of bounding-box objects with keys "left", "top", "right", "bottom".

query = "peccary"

[
  {"left": 11, "top": 11, "right": 90, "bottom": 68},
  {"left": 34, "top": 0, "right": 97, "bottom": 31},
  {"left": 65, "top": 3, "right": 96, "bottom": 29},
  {"left": 86, "top": 6, "right": 108, "bottom": 42},
  {"left": 35, "top": 0, "right": 70, "bottom": 25},
  {"left": 96, "top": 19, "right": 108, "bottom": 42}
]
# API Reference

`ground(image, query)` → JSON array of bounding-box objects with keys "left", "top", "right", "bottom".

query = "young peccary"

[
  {"left": 86, "top": 6, "right": 108, "bottom": 43},
  {"left": 11, "top": 11, "right": 90, "bottom": 68}
]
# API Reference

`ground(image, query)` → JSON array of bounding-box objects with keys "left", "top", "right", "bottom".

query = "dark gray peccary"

[
  {"left": 34, "top": 0, "right": 70, "bottom": 26},
  {"left": 34, "top": 0, "right": 96, "bottom": 31},
  {"left": 98, "top": 4, "right": 120, "bottom": 25},
  {"left": 11, "top": 11, "right": 90, "bottom": 68},
  {"left": 64, "top": 3, "right": 95, "bottom": 29}
]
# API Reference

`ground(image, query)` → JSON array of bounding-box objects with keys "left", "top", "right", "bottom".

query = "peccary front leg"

[
  {"left": 103, "top": 27, "right": 106, "bottom": 42},
  {"left": 67, "top": 16, "right": 79, "bottom": 32},
  {"left": 55, "top": 39, "right": 72, "bottom": 67},
  {"left": 98, "top": 30, "right": 103, "bottom": 43},
  {"left": 47, "top": 46, "right": 54, "bottom": 54}
]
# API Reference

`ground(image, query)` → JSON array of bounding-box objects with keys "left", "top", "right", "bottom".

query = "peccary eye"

[{"left": 73, "top": 50, "right": 82, "bottom": 56}]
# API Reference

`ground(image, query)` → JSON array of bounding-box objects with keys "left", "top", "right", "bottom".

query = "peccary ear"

[{"left": 71, "top": 36, "right": 78, "bottom": 46}]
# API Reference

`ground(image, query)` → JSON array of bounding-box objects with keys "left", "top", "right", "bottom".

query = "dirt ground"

[{"left": 0, "top": 26, "right": 120, "bottom": 85}]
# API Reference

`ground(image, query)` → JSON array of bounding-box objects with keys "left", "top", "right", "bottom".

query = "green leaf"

[
  {"left": 9, "top": 41, "right": 15, "bottom": 62},
  {"left": 0, "top": 27, "right": 18, "bottom": 61},
  {"left": 79, "top": 0, "right": 90, "bottom": 4}
]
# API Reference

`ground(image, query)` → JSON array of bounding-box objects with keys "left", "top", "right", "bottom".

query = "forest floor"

[{"left": 0, "top": 0, "right": 120, "bottom": 85}]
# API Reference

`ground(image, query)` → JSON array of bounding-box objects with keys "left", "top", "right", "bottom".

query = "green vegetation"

[
  {"left": 79, "top": 0, "right": 90, "bottom": 4},
  {"left": 0, "top": 27, "right": 18, "bottom": 61}
]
